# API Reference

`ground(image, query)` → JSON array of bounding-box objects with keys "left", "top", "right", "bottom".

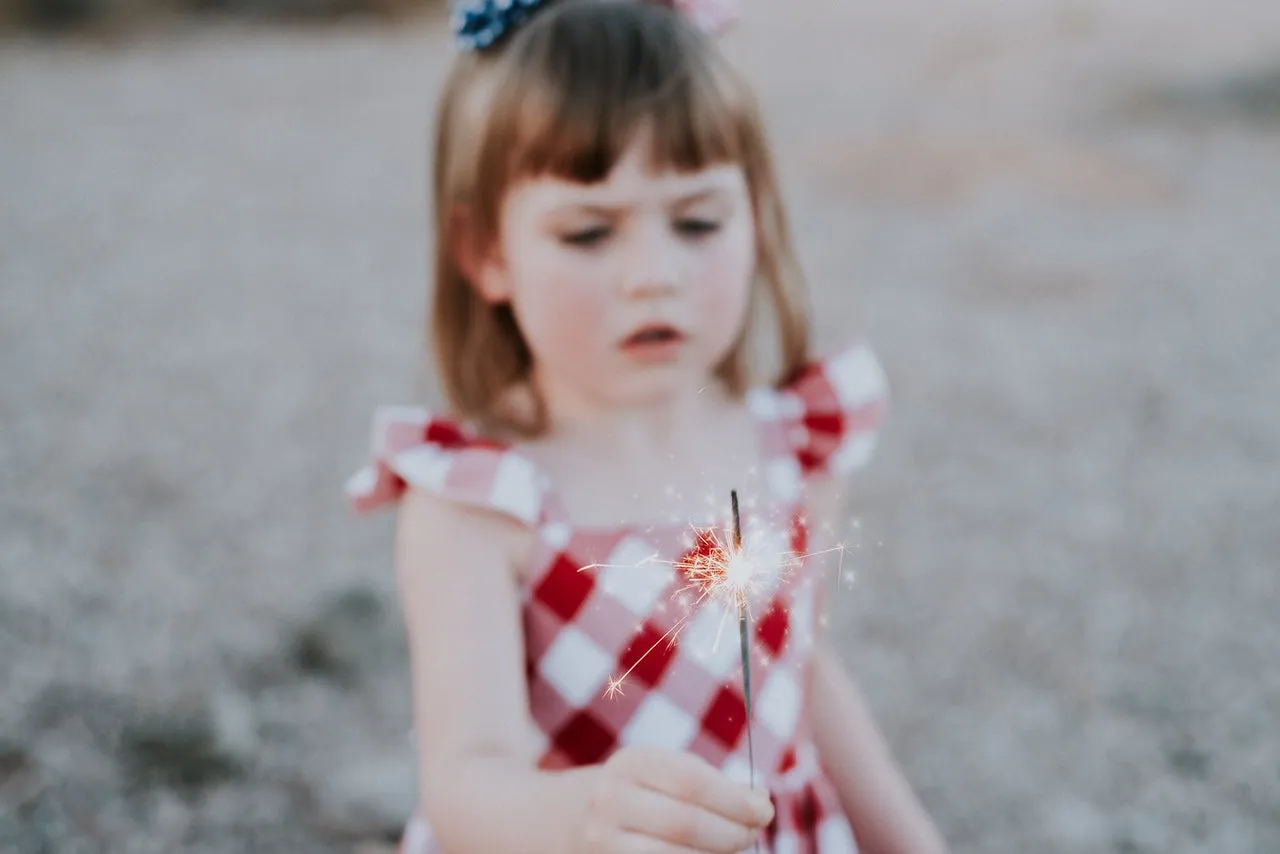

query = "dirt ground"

[{"left": 2, "top": 0, "right": 1279, "bottom": 851}]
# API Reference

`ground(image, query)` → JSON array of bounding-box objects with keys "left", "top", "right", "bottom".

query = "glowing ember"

[
  {"left": 579, "top": 492, "right": 852, "bottom": 698},
  {"left": 676, "top": 520, "right": 795, "bottom": 617},
  {"left": 723, "top": 550, "right": 754, "bottom": 589}
]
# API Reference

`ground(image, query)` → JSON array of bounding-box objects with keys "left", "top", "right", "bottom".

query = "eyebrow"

[{"left": 557, "top": 188, "right": 729, "bottom": 216}]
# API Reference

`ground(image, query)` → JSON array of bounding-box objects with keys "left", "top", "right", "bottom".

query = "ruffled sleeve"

[
  {"left": 345, "top": 406, "right": 550, "bottom": 526},
  {"left": 778, "top": 341, "right": 889, "bottom": 477}
]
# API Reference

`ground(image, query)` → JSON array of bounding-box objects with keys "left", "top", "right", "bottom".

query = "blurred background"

[{"left": 3, "top": 0, "right": 1279, "bottom": 851}]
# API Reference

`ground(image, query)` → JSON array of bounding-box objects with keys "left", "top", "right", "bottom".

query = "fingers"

[
  {"left": 616, "top": 785, "right": 762, "bottom": 853},
  {"left": 615, "top": 747, "right": 775, "bottom": 829}
]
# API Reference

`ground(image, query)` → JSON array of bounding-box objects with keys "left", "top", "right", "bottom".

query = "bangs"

[{"left": 483, "top": 0, "right": 754, "bottom": 185}]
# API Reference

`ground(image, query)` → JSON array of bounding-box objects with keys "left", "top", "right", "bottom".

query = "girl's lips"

[
  {"left": 621, "top": 324, "right": 687, "bottom": 362},
  {"left": 623, "top": 324, "right": 685, "bottom": 346}
]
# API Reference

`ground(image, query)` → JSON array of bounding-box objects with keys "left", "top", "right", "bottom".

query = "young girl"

[{"left": 347, "top": 1, "right": 949, "bottom": 852}]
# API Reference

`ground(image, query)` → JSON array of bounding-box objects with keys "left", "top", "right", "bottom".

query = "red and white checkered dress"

[{"left": 347, "top": 342, "right": 889, "bottom": 854}]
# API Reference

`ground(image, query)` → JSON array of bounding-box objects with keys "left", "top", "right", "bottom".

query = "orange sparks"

[{"left": 579, "top": 517, "right": 855, "bottom": 700}]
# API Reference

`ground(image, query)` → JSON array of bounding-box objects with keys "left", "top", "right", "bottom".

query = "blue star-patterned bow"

[{"left": 451, "top": 0, "right": 549, "bottom": 51}]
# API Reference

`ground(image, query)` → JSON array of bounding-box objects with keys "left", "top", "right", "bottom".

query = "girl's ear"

[{"left": 450, "top": 206, "right": 512, "bottom": 304}]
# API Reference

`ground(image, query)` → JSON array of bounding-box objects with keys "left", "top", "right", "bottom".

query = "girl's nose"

[{"left": 620, "top": 221, "right": 681, "bottom": 299}]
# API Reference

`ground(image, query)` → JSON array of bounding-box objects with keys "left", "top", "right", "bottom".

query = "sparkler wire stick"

[{"left": 730, "top": 490, "right": 762, "bottom": 853}]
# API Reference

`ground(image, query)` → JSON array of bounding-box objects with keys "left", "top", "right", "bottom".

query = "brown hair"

[{"left": 431, "top": 0, "right": 811, "bottom": 437}]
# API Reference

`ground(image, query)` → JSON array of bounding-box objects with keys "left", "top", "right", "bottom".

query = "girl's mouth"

[
  {"left": 621, "top": 324, "right": 687, "bottom": 362},
  {"left": 624, "top": 325, "right": 684, "bottom": 346}
]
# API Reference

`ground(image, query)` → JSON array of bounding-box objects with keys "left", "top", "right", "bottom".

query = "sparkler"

[
  {"left": 642, "top": 489, "right": 764, "bottom": 850},
  {"left": 727, "top": 491, "right": 758, "bottom": 790},
  {"left": 591, "top": 503, "right": 852, "bottom": 700},
  {"left": 730, "top": 490, "right": 762, "bottom": 854},
  {"left": 579, "top": 491, "right": 861, "bottom": 850}
]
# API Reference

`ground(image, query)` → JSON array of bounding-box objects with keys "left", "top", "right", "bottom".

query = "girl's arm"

[
  {"left": 394, "top": 487, "right": 597, "bottom": 854},
  {"left": 806, "top": 478, "right": 950, "bottom": 854},
  {"left": 810, "top": 642, "right": 948, "bottom": 854}
]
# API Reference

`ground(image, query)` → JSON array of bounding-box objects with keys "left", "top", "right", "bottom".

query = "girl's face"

[{"left": 475, "top": 133, "right": 757, "bottom": 415}]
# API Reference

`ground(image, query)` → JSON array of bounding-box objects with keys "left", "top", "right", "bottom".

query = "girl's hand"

[{"left": 579, "top": 745, "right": 775, "bottom": 853}]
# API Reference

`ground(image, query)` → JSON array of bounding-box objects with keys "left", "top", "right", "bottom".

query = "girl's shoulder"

[
  {"left": 345, "top": 406, "right": 556, "bottom": 527},
  {"left": 751, "top": 339, "right": 890, "bottom": 479}
]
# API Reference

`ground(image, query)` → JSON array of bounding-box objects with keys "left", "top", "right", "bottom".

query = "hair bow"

[{"left": 451, "top": 0, "right": 739, "bottom": 52}]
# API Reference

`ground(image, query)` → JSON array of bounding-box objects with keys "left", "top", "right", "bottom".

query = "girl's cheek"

[
  {"left": 559, "top": 287, "right": 607, "bottom": 326},
  {"left": 530, "top": 261, "right": 611, "bottom": 343},
  {"left": 704, "top": 233, "right": 754, "bottom": 307}
]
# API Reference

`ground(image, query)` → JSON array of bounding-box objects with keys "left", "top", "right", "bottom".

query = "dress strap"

[
  {"left": 345, "top": 406, "right": 553, "bottom": 527},
  {"left": 773, "top": 341, "right": 890, "bottom": 478}
]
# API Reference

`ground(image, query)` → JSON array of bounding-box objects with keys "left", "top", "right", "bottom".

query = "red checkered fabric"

[{"left": 347, "top": 343, "right": 888, "bottom": 854}]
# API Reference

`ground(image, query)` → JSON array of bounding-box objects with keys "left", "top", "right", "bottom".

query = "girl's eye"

[
  {"left": 675, "top": 218, "right": 721, "bottom": 238},
  {"left": 561, "top": 226, "right": 610, "bottom": 247}
]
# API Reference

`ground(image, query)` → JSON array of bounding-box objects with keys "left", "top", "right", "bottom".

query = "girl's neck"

[
  {"left": 510, "top": 370, "right": 769, "bottom": 530},
  {"left": 533, "top": 371, "right": 726, "bottom": 459}
]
